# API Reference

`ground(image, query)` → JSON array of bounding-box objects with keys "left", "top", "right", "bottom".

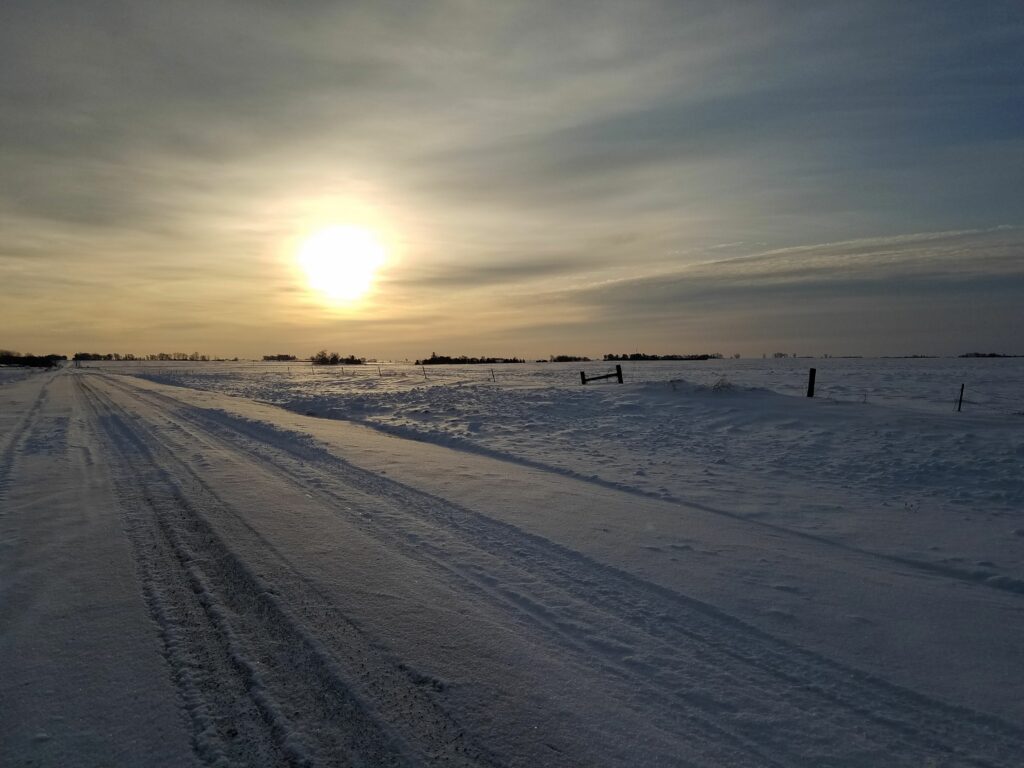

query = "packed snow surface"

[
  {"left": 3, "top": 360, "right": 1023, "bottom": 766},
  {"left": 129, "top": 358, "right": 1024, "bottom": 569}
]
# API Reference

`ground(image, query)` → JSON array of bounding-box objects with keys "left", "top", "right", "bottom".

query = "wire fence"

[{"left": 76, "top": 358, "right": 1024, "bottom": 417}]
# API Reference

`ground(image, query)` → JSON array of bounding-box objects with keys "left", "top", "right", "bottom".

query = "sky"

[{"left": 2, "top": 1, "right": 1022, "bottom": 359}]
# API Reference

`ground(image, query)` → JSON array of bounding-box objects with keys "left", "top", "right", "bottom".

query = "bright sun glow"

[{"left": 297, "top": 225, "right": 386, "bottom": 303}]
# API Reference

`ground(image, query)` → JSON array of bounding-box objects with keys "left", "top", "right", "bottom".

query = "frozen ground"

[
  {"left": 0, "top": 365, "right": 45, "bottom": 388},
  {"left": 2, "top": 362, "right": 1023, "bottom": 766},
  {"left": 125, "top": 358, "right": 1024, "bottom": 580}
]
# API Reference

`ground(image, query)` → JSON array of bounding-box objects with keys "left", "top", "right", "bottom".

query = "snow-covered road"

[{"left": 2, "top": 370, "right": 1022, "bottom": 766}]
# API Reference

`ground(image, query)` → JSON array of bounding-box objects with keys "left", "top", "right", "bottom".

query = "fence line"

[{"left": 78, "top": 360, "right": 1024, "bottom": 416}]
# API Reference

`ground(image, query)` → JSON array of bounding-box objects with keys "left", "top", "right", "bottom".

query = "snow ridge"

[
  {"left": 0, "top": 373, "right": 53, "bottom": 512},
  {"left": 97, "top": 374, "right": 1024, "bottom": 767},
  {"left": 80, "top": 376, "right": 497, "bottom": 767}
]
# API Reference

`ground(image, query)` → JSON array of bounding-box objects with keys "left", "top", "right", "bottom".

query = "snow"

[
  {"left": 126, "top": 358, "right": 1024, "bottom": 575},
  {"left": 0, "top": 372, "right": 192, "bottom": 766},
  {"left": 2, "top": 361, "right": 1023, "bottom": 766},
  {"left": 0, "top": 365, "right": 46, "bottom": 388}
]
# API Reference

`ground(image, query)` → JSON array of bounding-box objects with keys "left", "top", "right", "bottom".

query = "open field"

[{"left": 2, "top": 362, "right": 1022, "bottom": 766}]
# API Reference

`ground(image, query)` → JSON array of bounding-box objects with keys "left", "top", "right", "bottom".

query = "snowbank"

[{"left": 114, "top": 359, "right": 1024, "bottom": 582}]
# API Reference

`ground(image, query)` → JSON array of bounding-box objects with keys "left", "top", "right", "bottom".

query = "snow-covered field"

[
  {"left": 122, "top": 358, "right": 1024, "bottom": 571},
  {"left": 0, "top": 365, "right": 43, "bottom": 388},
  {"left": 3, "top": 361, "right": 1023, "bottom": 766}
]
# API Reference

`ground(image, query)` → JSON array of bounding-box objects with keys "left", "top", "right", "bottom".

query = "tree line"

[
  {"left": 311, "top": 350, "right": 364, "bottom": 365},
  {"left": 415, "top": 352, "right": 526, "bottom": 365},
  {"left": 602, "top": 352, "right": 724, "bottom": 361},
  {"left": 72, "top": 352, "right": 212, "bottom": 361},
  {"left": 0, "top": 350, "right": 66, "bottom": 368}
]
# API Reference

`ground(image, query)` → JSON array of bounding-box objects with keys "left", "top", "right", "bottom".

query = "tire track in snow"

[
  {"left": 352, "top": 424, "right": 1024, "bottom": 597},
  {"left": 123, "top": 396, "right": 790, "bottom": 766},
  {"left": 78, "top": 376, "right": 498, "bottom": 768},
  {"left": 97, "top": 373, "right": 1024, "bottom": 768},
  {"left": 0, "top": 373, "right": 53, "bottom": 511},
  {"left": 129, "top": 371, "right": 1024, "bottom": 598}
]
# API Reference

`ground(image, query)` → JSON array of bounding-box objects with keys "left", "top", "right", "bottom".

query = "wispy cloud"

[
  {"left": 529, "top": 228, "right": 1024, "bottom": 355},
  {"left": 1, "top": 1, "right": 1022, "bottom": 355}
]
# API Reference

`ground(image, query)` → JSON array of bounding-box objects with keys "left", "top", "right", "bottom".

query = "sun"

[{"left": 297, "top": 225, "right": 386, "bottom": 303}]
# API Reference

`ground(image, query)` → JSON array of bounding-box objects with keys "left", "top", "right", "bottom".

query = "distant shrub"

[{"left": 311, "top": 350, "right": 364, "bottom": 365}]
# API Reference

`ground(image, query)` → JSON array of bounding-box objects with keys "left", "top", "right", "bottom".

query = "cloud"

[
  {"left": 528, "top": 228, "right": 1024, "bottom": 354},
  {"left": 1, "top": 2, "right": 1022, "bottom": 356},
  {"left": 563, "top": 228, "right": 1024, "bottom": 306}
]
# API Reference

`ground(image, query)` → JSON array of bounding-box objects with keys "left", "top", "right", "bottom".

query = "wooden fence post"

[
  {"left": 581, "top": 365, "right": 624, "bottom": 385},
  {"left": 957, "top": 383, "right": 964, "bottom": 412},
  {"left": 807, "top": 367, "right": 816, "bottom": 398}
]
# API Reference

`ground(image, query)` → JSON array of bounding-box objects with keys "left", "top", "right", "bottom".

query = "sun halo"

[{"left": 297, "top": 225, "right": 386, "bottom": 304}]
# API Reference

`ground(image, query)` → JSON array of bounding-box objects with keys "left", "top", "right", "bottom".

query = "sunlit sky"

[{"left": 2, "top": 1, "right": 1022, "bottom": 359}]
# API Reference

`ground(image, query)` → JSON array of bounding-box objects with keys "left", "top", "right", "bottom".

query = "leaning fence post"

[
  {"left": 581, "top": 371, "right": 587, "bottom": 385},
  {"left": 807, "top": 367, "right": 816, "bottom": 398},
  {"left": 957, "top": 383, "right": 965, "bottom": 412}
]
